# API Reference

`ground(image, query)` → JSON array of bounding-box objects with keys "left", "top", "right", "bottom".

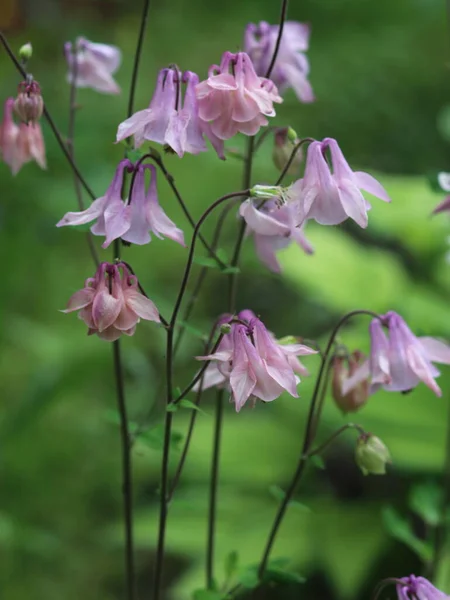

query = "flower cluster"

[{"left": 396, "top": 575, "right": 449, "bottom": 600}]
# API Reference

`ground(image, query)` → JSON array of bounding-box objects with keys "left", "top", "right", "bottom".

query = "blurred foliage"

[{"left": 1, "top": 0, "right": 450, "bottom": 599}]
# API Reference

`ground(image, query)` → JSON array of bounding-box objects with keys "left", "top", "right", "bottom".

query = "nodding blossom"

[
  {"left": 239, "top": 198, "right": 313, "bottom": 273},
  {"left": 0, "top": 97, "right": 46, "bottom": 175},
  {"left": 332, "top": 351, "right": 369, "bottom": 413},
  {"left": 196, "top": 311, "right": 316, "bottom": 412},
  {"left": 395, "top": 575, "right": 449, "bottom": 600},
  {"left": 65, "top": 37, "right": 121, "bottom": 94},
  {"left": 288, "top": 138, "right": 391, "bottom": 228},
  {"left": 14, "top": 79, "right": 44, "bottom": 124},
  {"left": 195, "top": 51, "right": 282, "bottom": 140},
  {"left": 245, "top": 21, "right": 314, "bottom": 103},
  {"left": 63, "top": 262, "right": 160, "bottom": 341},
  {"left": 116, "top": 68, "right": 224, "bottom": 158},
  {"left": 342, "top": 311, "right": 450, "bottom": 398},
  {"left": 56, "top": 159, "right": 185, "bottom": 249}
]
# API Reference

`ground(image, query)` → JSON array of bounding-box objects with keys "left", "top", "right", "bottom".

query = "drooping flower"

[
  {"left": 14, "top": 79, "right": 44, "bottom": 124},
  {"left": 56, "top": 160, "right": 185, "bottom": 248},
  {"left": 65, "top": 37, "right": 121, "bottom": 94},
  {"left": 116, "top": 69, "right": 224, "bottom": 158},
  {"left": 342, "top": 311, "right": 450, "bottom": 397},
  {"left": 289, "top": 138, "right": 391, "bottom": 228},
  {"left": 240, "top": 198, "right": 313, "bottom": 272},
  {"left": 63, "top": 262, "right": 160, "bottom": 341},
  {"left": 245, "top": 21, "right": 314, "bottom": 103},
  {"left": 197, "top": 312, "right": 316, "bottom": 411},
  {"left": 332, "top": 351, "right": 369, "bottom": 413},
  {"left": 196, "top": 51, "right": 282, "bottom": 140},
  {"left": 355, "top": 433, "right": 391, "bottom": 476},
  {"left": 396, "top": 575, "right": 449, "bottom": 600}
]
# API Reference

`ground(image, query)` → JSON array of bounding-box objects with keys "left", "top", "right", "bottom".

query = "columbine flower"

[
  {"left": 197, "top": 312, "right": 315, "bottom": 412},
  {"left": 342, "top": 311, "right": 450, "bottom": 397},
  {"left": 63, "top": 262, "right": 160, "bottom": 341},
  {"left": 196, "top": 51, "right": 282, "bottom": 140},
  {"left": 56, "top": 160, "right": 185, "bottom": 248},
  {"left": 289, "top": 138, "right": 391, "bottom": 228},
  {"left": 14, "top": 80, "right": 44, "bottom": 124},
  {"left": 116, "top": 69, "right": 224, "bottom": 158},
  {"left": 65, "top": 37, "right": 121, "bottom": 94},
  {"left": 240, "top": 198, "right": 313, "bottom": 273},
  {"left": 245, "top": 21, "right": 314, "bottom": 103},
  {"left": 332, "top": 351, "right": 369, "bottom": 413},
  {"left": 396, "top": 575, "right": 449, "bottom": 600}
]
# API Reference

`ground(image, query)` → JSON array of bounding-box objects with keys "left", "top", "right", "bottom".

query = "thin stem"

[
  {"left": 275, "top": 137, "right": 314, "bottom": 186},
  {"left": 206, "top": 390, "right": 224, "bottom": 589},
  {"left": 0, "top": 31, "right": 96, "bottom": 201},
  {"left": 264, "top": 0, "right": 289, "bottom": 79},
  {"left": 308, "top": 423, "right": 365, "bottom": 458},
  {"left": 254, "top": 126, "right": 278, "bottom": 152},
  {"left": 113, "top": 340, "right": 135, "bottom": 600},
  {"left": 258, "top": 309, "right": 380, "bottom": 578},
  {"left": 127, "top": 0, "right": 151, "bottom": 118}
]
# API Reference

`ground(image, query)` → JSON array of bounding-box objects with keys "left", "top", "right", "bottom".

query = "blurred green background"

[{"left": 2, "top": 0, "right": 450, "bottom": 598}]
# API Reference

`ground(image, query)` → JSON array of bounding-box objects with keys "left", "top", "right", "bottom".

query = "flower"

[
  {"left": 245, "top": 21, "right": 314, "bottom": 103},
  {"left": 195, "top": 51, "right": 282, "bottom": 140},
  {"left": 289, "top": 138, "right": 391, "bottom": 228},
  {"left": 56, "top": 160, "right": 185, "bottom": 248},
  {"left": 396, "top": 576, "right": 449, "bottom": 600},
  {"left": 116, "top": 69, "right": 224, "bottom": 158},
  {"left": 342, "top": 311, "right": 450, "bottom": 397},
  {"left": 240, "top": 198, "right": 313, "bottom": 272},
  {"left": 0, "top": 97, "right": 46, "bottom": 175},
  {"left": 432, "top": 172, "right": 450, "bottom": 214},
  {"left": 332, "top": 351, "right": 369, "bottom": 413},
  {"left": 355, "top": 434, "right": 391, "bottom": 476},
  {"left": 65, "top": 37, "right": 121, "bottom": 94},
  {"left": 196, "top": 312, "right": 316, "bottom": 411},
  {"left": 62, "top": 262, "right": 160, "bottom": 341},
  {"left": 14, "top": 80, "right": 44, "bottom": 124}
]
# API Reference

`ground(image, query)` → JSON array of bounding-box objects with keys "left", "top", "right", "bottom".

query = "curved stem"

[
  {"left": 275, "top": 137, "right": 314, "bottom": 186},
  {"left": 264, "top": 0, "right": 289, "bottom": 79},
  {"left": 206, "top": 389, "right": 225, "bottom": 589},
  {"left": 127, "top": 0, "right": 151, "bottom": 118},
  {"left": 308, "top": 423, "right": 365, "bottom": 458}
]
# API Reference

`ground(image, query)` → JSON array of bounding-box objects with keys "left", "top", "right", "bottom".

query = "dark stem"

[
  {"left": 0, "top": 31, "right": 96, "bottom": 201},
  {"left": 258, "top": 309, "right": 380, "bottom": 578},
  {"left": 127, "top": 0, "right": 151, "bottom": 118},
  {"left": 309, "top": 423, "right": 366, "bottom": 458},
  {"left": 113, "top": 339, "right": 136, "bottom": 600},
  {"left": 206, "top": 390, "right": 224, "bottom": 589},
  {"left": 275, "top": 137, "right": 314, "bottom": 186},
  {"left": 264, "top": 0, "right": 289, "bottom": 79}
]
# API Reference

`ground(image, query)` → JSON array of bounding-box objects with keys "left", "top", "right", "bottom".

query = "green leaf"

[
  {"left": 269, "top": 484, "right": 286, "bottom": 501},
  {"left": 264, "top": 568, "right": 306, "bottom": 585},
  {"left": 194, "top": 256, "right": 220, "bottom": 269},
  {"left": 179, "top": 399, "right": 206, "bottom": 415},
  {"left": 409, "top": 482, "right": 443, "bottom": 527},
  {"left": 216, "top": 248, "right": 229, "bottom": 263},
  {"left": 221, "top": 266, "right": 240, "bottom": 275},
  {"left": 138, "top": 425, "right": 183, "bottom": 451},
  {"left": 310, "top": 455, "right": 326, "bottom": 470},
  {"left": 192, "top": 590, "right": 226, "bottom": 600},
  {"left": 382, "top": 506, "right": 433, "bottom": 561},
  {"left": 126, "top": 148, "right": 146, "bottom": 163},
  {"left": 238, "top": 566, "right": 259, "bottom": 589},
  {"left": 224, "top": 550, "right": 239, "bottom": 580},
  {"left": 166, "top": 403, "right": 179, "bottom": 412}
]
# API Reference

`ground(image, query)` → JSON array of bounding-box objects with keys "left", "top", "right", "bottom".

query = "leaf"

[
  {"left": 126, "top": 148, "right": 146, "bottom": 163},
  {"left": 221, "top": 266, "right": 240, "bottom": 275},
  {"left": 310, "top": 455, "right": 326, "bottom": 470},
  {"left": 179, "top": 399, "right": 206, "bottom": 415},
  {"left": 216, "top": 248, "right": 229, "bottom": 264},
  {"left": 194, "top": 256, "right": 220, "bottom": 269},
  {"left": 264, "top": 568, "right": 306, "bottom": 585},
  {"left": 178, "top": 320, "right": 208, "bottom": 341},
  {"left": 238, "top": 566, "right": 259, "bottom": 589},
  {"left": 409, "top": 482, "right": 443, "bottom": 527},
  {"left": 192, "top": 590, "right": 225, "bottom": 600},
  {"left": 269, "top": 485, "right": 286, "bottom": 501},
  {"left": 166, "top": 403, "right": 179, "bottom": 412},
  {"left": 224, "top": 550, "right": 239, "bottom": 580},
  {"left": 138, "top": 425, "right": 183, "bottom": 451},
  {"left": 382, "top": 505, "right": 433, "bottom": 561}
]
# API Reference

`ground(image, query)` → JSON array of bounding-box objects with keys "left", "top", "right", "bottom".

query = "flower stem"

[
  {"left": 127, "top": 0, "right": 151, "bottom": 118},
  {"left": 275, "top": 137, "right": 315, "bottom": 186},
  {"left": 206, "top": 389, "right": 225, "bottom": 589},
  {"left": 264, "top": 0, "right": 289, "bottom": 79},
  {"left": 308, "top": 423, "right": 366, "bottom": 458}
]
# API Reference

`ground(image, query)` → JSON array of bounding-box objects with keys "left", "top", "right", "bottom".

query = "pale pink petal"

[
  {"left": 240, "top": 200, "right": 290, "bottom": 236},
  {"left": 62, "top": 288, "right": 95, "bottom": 312},
  {"left": 341, "top": 361, "right": 370, "bottom": 396},
  {"left": 353, "top": 171, "right": 391, "bottom": 202},
  {"left": 92, "top": 291, "right": 122, "bottom": 331},
  {"left": 57, "top": 196, "right": 107, "bottom": 227},
  {"left": 114, "top": 304, "right": 139, "bottom": 331},
  {"left": 124, "top": 289, "right": 160, "bottom": 323},
  {"left": 97, "top": 326, "right": 122, "bottom": 342},
  {"left": 102, "top": 200, "right": 132, "bottom": 248},
  {"left": 254, "top": 235, "right": 282, "bottom": 272},
  {"left": 116, "top": 109, "right": 152, "bottom": 143},
  {"left": 406, "top": 346, "right": 442, "bottom": 396},
  {"left": 337, "top": 183, "right": 369, "bottom": 228},
  {"left": 419, "top": 337, "right": 450, "bottom": 365}
]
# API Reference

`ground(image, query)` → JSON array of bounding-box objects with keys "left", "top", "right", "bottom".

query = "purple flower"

[
  {"left": 432, "top": 172, "right": 450, "bottom": 214},
  {"left": 342, "top": 312, "right": 450, "bottom": 397},
  {"left": 65, "top": 38, "right": 121, "bottom": 94},
  {"left": 245, "top": 21, "right": 314, "bottom": 103},
  {"left": 56, "top": 160, "right": 185, "bottom": 248},
  {"left": 239, "top": 198, "right": 313, "bottom": 272},
  {"left": 195, "top": 51, "right": 282, "bottom": 141},
  {"left": 116, "top": 69, "right": 224, "bottom": 158},
  {"left": 396, "top": 575, "right": 449, "bottom": 600},
  {"left": 197, "top": 313, "right": 316, "bottom": 412},
  {"left": 289, "top": 138, "right": 391, "bottom": 228}
]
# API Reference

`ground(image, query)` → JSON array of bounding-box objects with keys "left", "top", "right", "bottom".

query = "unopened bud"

[
  {"left": 14, "top": 80, "right": 44, "bottom": 124},
  {"left": 19, "top": 43, "right": 33, "bottom": 61},
  {"left": 332, "top": 351, "right": 369, "bottom": 413},
  {"left": 250, "top": 185, "right": 286, "bottom": 204},
  {"left": 220, "top": 323, "right": 232, "bottom": 335},
  {"left": 355, "top": 434, "right": 391, "bottom": 476},
  {"left": 272, "top": 127, "right": 303, "bottom": 175}
]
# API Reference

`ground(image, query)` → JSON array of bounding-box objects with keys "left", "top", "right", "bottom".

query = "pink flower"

[
  {"left": 116, "top": 69, "right": 224, "bottom": 158},
  {"left": 65, "top": 37, "right": 121, "bottom": 94},
  {"left": 63, "top": 262, "right": 160, "bottom": 341},
  {"left": 240, "top": 198, "right": 313, "bottom": 272},
  {"left": 14, "top": 80, "right": 44, "bottom": 124},
  {"left": 245, "top": 21, "right": 314, "bottom": 103},
  {"left": 396, "top": 575, "right": 449, "bottom": 600},
  {"left": 332, "top": 351, "right": 369, "bottom": 413},
  {"left": 342, "top": 312, "right": 450, "bottom": 397},
  {"left": 0, "top": 98, "right": 46, "bottom": 175},
  {"left": 289, "top": 138, "right": 391, "bottom": 228},
  {"left": 195, "top": 51, "right": 282, "bottom": 140},
  {"left": 432, "top": 172, "right": 450, "bottom": 214},
  {"left": 56, "top": 160, "right": 185, "bottom": 248},
  {"left": 197, "top": 313, "right": 316, "bottom": 411}
]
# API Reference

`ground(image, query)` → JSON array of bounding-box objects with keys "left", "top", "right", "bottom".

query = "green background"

[{"left": 1, "top": 0, "right": 450, "bottom": 598}]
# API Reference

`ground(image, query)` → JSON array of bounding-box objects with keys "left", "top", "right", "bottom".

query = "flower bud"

[
  {"left": 332, "top": 351, "right": 369, "bottom": 413},
  {"left": 272, "top": 127, "right": 303, "bottom": 175},
  {"left": 220, "top": 323, "right": 232, "bottom": 335},
  {"left": 355, "top": 434, "right": 391, "bottom": 476},
  {"left": 14, "top": 80, "right": 44, "bottom": 124},
  {"left": 19, "top": 43, "right": 33, "bottom": 61}
]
